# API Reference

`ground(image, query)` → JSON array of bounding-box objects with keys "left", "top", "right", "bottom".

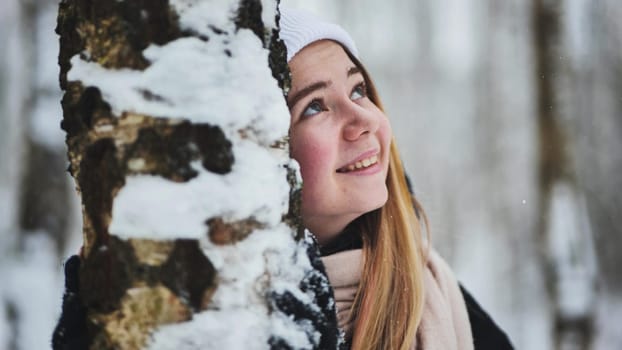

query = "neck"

[{"left": 319, "top": 224, "right": 363, "bottom": 256}]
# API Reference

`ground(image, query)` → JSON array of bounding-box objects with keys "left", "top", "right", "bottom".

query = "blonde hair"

[{"left": 346, "top": 51, "right": 430, "bottom": 350}]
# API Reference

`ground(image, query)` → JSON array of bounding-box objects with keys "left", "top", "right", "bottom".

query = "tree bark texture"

[{"left": 55, "top": 1, "right": 335, "bottom": 349}]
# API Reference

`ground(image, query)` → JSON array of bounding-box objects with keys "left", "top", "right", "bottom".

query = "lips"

[{"left": 336, "top": 154, "right": 379, "bottom": 173}]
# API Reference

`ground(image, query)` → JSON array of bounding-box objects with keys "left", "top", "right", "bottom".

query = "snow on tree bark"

[{"left": 55, "top": 0, "right": 339, "bottom": 349}]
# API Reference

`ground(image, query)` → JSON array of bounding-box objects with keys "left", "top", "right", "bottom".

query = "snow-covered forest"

[{"left": 1, "top": 0, "right": 621, "bottom": 349}]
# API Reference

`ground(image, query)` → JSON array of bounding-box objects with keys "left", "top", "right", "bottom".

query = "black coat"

[{"left": 460, "top": 284, "right": 514, "bottom": 349}]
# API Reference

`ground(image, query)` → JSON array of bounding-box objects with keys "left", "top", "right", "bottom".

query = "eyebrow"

[
  {"left": 347, "top": 66, "right": 361, "bottom": 77},
  {"left": 287, "top": 81, "right": 329, "bottom": 110},
  {"left": 287, "top": 66, "right": 362, "bottom": 109}
]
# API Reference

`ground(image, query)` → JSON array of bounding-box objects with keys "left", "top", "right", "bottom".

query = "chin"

[{"left": 359, "top": 188, "right": 389, "bottom": 214}]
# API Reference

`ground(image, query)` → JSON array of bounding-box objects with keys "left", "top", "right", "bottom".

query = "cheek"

[
  {"left": 292, "top": 141, "right": 327, "bottom": 184},
  {"left": 290, "top": 131, "right": 334, "bottom": 201},
  {"left": 377, "top": 117, "right": 393, "bottom": 166},
  {"left": 378, "top": 115, "right": 393, "bottom": 146}
]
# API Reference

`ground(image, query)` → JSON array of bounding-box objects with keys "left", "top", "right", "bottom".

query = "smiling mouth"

[{"left": 336, "top": 155, "right": 379, "bottom": 173}]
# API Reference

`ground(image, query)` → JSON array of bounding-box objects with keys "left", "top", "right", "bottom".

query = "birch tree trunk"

[
  {"left": 55, "top": 0, "right": 338, "bottom": 349},
  {"left": 534, "top": 1, "right": 597, "bottom": 349}
]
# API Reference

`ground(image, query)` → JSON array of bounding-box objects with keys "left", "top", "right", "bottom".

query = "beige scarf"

[{"left": 321, "top": 249, "right": 474, "bottom": 350}]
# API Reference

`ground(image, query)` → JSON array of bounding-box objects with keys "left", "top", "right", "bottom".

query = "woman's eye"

[
  {"left": 302, "top": 99, "right": 324, "bottom": 118},
  {"left": 350, "top": 82, "right": 367, "bottom": 100}
]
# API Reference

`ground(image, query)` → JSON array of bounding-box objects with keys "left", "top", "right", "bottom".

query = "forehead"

[{"left": 288, "top": 40, "right": 356, "bottom": 84}]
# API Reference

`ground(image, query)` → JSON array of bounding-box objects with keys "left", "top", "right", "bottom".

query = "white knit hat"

[{"left": 279, "top": 7, "right": 359, "bottom": 62}]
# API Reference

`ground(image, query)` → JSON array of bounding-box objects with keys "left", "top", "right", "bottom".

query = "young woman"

[
  {"left": 53, "top": 6, "right": 513, "bottom": 350},
  {"left": 279, "top": 7, "right": 514, "bottom": 350}
]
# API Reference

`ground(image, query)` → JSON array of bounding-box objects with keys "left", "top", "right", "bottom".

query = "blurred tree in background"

[
  {"left": 0, "top": 0, "right": 620, "bottom": 349},
  {"left": 0, "top": 0, "right": 77, "bottom": 348}
]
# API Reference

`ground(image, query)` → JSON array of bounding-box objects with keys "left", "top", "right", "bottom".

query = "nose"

[{"left": 340, "top": 100, "right": 378, "bottom": 141}]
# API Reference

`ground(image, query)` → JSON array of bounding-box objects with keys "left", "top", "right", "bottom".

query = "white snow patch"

[
  {"left": 261, "top": 0, "right": 278, "bottom": 30},
  {"left": 200, "top": 225, "right": 296, "bottom": 308},
  {"left": 110, "top": 140, "right": 289, "bottom": 240},
  {"left": 147, "top": 225, "right": 318, "bottom": 349},
  {"left": 170, "top": 0, "right": 239, "bottom": 35},
  {"left": 266, "top": 231, "right": 323, "bottom": 348},
  {"left": 170, "top": 0, "right": 279, "bottom": 35},
  {"left": 270, "top": 313, "right": 315, "bottom": 349},
  {"left": 68, "top": 30, "right": 289, "bottom": 146},
  {"left": 147, "top": 307, "right": 270, "bottom": 350},
  {"left": 197, "top": 223, "right": 301, "bottom": 309}
]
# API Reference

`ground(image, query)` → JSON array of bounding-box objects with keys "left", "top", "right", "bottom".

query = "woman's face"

[{"left": 288, "top": 40, "right": 392, "bottom": 245}]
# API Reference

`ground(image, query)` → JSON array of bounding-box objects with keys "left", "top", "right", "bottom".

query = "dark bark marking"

[
  {"left": 125, "top": 122, "right": 234, "bottom": 181},
  {"left": 284, "top": 163, "right": 304, "bottom": 239},
  {"left": 61, "top": 85, "right": 114, "bottom": 137},
  {"left": 194, "top": 124, "right": 234, "bottom": 175},
  {"left": 208, "top": 24, "right": 227, "bottom": 35},
  {"left": 78, "top": 138, "right": 125, "bottom": 243},
  {"left": 161, "top": 240, "right": 217, "bottom": 311},
  {"left": 236, "top": 0, "right": 265, "bottom": 43},
  {"left": 207, "top": 217, "right": 265, "bottom": 245},
  {"left": 136, "top": 88, "right": 168, "bottom": 103},
  {"left": 57, "top": 0, "right": 184, "bottom": 79},
  {"left": 80, "top": 236, "right": 137, "bottom": 314},
  {"left": 270, "top": 6, "right": 291, "bottom": 93},
  {"left": 235, "top": 0, "right": 290, "bottom": 92},
  {"left": 126, "top": 126, "right": 198, "bottom": 181}
]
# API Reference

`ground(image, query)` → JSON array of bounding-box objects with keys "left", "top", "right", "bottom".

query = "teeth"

[{"left": 340, "top": 155, "right": 379, "bottom": 173}]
